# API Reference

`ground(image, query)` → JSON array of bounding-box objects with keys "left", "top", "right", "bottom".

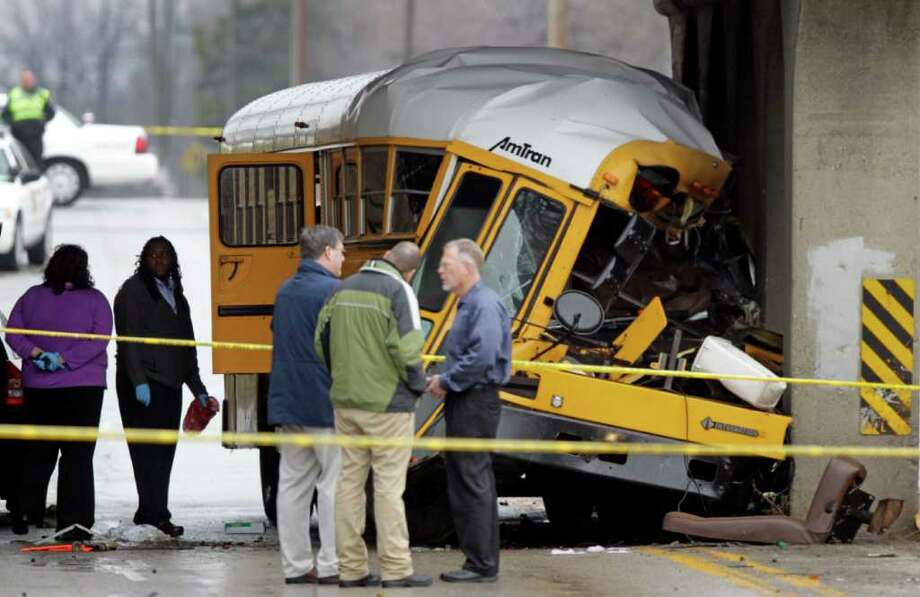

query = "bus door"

[
  {"left": 208, "top": 153, "right": 315, "bottom": 373},
  {"left": 410, "top": 163, "right": 578, "bottom": 439}
]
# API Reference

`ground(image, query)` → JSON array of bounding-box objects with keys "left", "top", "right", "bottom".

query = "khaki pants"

[
  {"left": 334, "top": 408, "right": 414, "bottom": 581},
  {"left": 276, "top": 426, "right": 340, "bottom": 579}
]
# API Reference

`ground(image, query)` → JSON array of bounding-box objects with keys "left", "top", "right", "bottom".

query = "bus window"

[
  {"left": 332, "top": 149, "right": 358, "bottom": 236},
  {"left": 361, "top": 146, "right": 388, "bottom": 235},
  {"left": 344, "top": 149, "right": 358, "bottom": 236},
  {"left": 319, "top": 150, "right": 333, "bottom": 225},
  {"left": 218, "top": 164, "right": 303, "bottom": 246},
  {"left": 412, "top": 171, "right": 502, "bottom": 311},
  {"left": 482, "top": 188, "right": 566, "bottom": 315},
  {"left": 391, "top": 148, "right": 442, "bottom": 233}
]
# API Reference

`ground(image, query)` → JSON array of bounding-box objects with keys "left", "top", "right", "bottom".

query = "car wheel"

[
  {"left": 27, "top": 210, "right": 53, "bottom": 266},
  {"left": 45, "top": 160, "right": 86, "bottom": 206},
  {"left": 0, "top": 217, "right": 28, "bottom": 271}
]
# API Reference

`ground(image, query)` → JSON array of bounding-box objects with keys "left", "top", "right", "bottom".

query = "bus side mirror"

[{"left": 553, "top": 290, "right": 604, "bottom": 336}]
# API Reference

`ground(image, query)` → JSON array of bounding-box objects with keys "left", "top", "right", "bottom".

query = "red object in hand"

[{"left": 182, "top": 396, "right": 220, "bottom": 433}]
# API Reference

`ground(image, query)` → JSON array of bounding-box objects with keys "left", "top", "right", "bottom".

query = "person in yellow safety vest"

[{"left": 1, "top": 69, "right": 56, "bottom": 168}]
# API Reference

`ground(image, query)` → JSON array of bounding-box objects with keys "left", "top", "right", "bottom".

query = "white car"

[
  {"left": 0, "top": 131, "right": 53, "bottom": 270},
  {"left": 1, "top": 93, "right": 159, "bottom": 206}
]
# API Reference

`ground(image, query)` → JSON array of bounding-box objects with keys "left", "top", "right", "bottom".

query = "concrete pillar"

[{"left": 789, "top": 0, "right": 919, "bottom": 530}]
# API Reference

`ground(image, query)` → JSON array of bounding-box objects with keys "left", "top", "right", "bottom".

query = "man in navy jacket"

[{"left": 268, "top": 225, "right": 345, "bottom": 585}]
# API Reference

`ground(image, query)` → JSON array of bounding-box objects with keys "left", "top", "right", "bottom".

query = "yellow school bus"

[{"left": 209, "top": 47, "right": 791, "bottom": 541}]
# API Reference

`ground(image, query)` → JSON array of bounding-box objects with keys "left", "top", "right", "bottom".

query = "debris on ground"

[{"left": 551, "top": 546, "right": 632, "bottom": 555}]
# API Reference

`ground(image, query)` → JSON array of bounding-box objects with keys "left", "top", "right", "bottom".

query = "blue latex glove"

[
  {"left": 34, "top": 352, "right": 61, "bottom": 372},
  {"left": 135, "top": 384, "right": 151, "bottom": 407},
  {"left": 196, "top": 394, "right": 210, "bottom": 408}
]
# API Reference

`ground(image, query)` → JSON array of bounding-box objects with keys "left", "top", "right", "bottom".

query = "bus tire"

[
  {"left": 542, "top": 474, "right": 597, "bottom": 543},
  {"left": 405, "top": 456, "right": 455, "bottom": 545},
  {"left": 259, "top": 445, "right": 280, "bottom": 526}
]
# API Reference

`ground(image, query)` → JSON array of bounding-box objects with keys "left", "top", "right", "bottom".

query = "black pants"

[
  {"left": 18, "top": 386, "right": 104, "bottom": 531},
  {"left": 117, "top": 371, "right": 181, "bottom": 525},
  {"left": 444, "top": 385, "right": 502, "bottom": 576},
  {"left": 12, "top": 128, "right": 44, "bottom": 170}
]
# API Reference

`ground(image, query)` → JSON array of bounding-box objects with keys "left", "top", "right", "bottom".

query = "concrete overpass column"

[{"left": 790, "top": 1, "right": 919, "bottom": 530}]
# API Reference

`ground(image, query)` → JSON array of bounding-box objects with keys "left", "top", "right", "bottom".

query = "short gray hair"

[
  {"left": 385, "top": 241, "right": 421, "bottom": 273},
  {"left": 444, "top": 238, "right": 483, "bottom": 271},
  {"left": 300, "top": 225, "right": 343, "bottom": 259}
]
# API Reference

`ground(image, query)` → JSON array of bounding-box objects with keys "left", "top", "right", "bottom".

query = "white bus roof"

[{"left": 221, "top": 46, "right": 720, "bottom": 189}]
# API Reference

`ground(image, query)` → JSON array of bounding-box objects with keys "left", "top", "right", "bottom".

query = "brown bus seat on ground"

[{"left": 662, "top": 457, "right": 878, "bottom": 544}]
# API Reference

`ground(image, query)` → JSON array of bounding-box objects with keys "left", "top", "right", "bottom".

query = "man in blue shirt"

[
  {"left": 425, "top": 238, "right": 511, "bottom": 583},
  {"left": 268, "top": 225, "right": 345, "bottom": 586}
]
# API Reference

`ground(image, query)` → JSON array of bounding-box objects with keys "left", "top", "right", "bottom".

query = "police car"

[
  {"left": 1, "top": 94, "right": 159, "bottom": 206},
  {"left": 0, "top": 130, "right": 53, "bottom": 271}
]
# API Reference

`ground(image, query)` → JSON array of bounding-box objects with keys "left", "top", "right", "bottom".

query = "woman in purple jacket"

[{"left": 6, "top": 244, "right": 112, "bottom": 540}]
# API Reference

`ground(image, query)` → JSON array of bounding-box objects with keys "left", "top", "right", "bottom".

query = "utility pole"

[
  {"left": 228, "top": 0, "right": 239, "bottom": 113},
  {"left": 547, "top": 0, "right": 568, "bottom": 49},
  {"left": 290, "top": 0, "right": 308, "bottom": 85},
  {"left": 403, "top": 0, "right": 416, "bottom": 61}
]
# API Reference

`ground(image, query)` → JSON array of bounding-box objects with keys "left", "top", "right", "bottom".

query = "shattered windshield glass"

[
  {"left": 482, "top": 188, "right": 565, "bottom": 315},
  {"left": 412, "top": 171, "right": 502, "bottom": 311}
]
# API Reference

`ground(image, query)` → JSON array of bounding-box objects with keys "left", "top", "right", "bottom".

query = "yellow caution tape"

[
  {"left": 1, "top": 327, "right": 270, "bottom": 353},
  {"left": 3, "top": 326, "right": 920, "bottom": 393},
  {"left": 144, "top": 125, "right": 223, "bottom": 138},
  {"left": 0, "top": 424, "right": 918, "bottom": 458}
]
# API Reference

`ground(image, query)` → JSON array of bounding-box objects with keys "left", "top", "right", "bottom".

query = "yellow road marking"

[
  {"left": 640, "top": 547, "right": 790, "bottom": 595},
  {"left": 861, "top": 306, "right": 913, "bottom": 371},
  {"left": 704, "top": 550, "right": 845, "bottom": 597},
  {"left": 864, "top": 280, "right": 914, "bottom": 338}
]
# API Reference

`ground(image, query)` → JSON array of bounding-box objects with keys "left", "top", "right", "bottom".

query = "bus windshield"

[
  {"left": 412, "top": 171, "right": 502, "bottom": 311},
  {"left": 481, "top": 188, "right": 565, "bottom": 315},
  {"left": 412, "top": 176, "right": 566, "bottom": 317}
]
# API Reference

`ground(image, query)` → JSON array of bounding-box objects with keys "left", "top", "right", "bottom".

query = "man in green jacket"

[
  {"left": 2, "top": 70, "right": 55, "bottom": 167},
  {"left": 315, "top": 241, "right": 431, "bottom": 589}
]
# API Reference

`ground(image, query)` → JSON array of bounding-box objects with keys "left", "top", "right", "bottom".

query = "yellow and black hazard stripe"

[{"left": 860, "top": 278, "right": 915, "bottom": 435}]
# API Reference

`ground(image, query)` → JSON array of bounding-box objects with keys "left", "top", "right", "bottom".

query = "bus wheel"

[
  {"left": 405, "top": 457, "right": 455, "bottom": 545},
  {"left": 259, "top": 445, "right": 280, "bottom": 526},
  {"left": 596, "top": 485, "right": 669, "bottom": 542},
  {"left": 542, "top": 482, "right": 596, "bottom": 543}
]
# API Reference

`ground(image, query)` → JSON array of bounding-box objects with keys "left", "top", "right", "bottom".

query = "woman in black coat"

[{"left": 114, "top": 236, "right": 209, "bottom": 538}]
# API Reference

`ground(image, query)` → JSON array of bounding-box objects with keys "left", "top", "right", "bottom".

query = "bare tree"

[
  {"left": 148, "top": 0, "right": 177, "bottom": 151},
  {"left": 94, "top": 0, "right": 136, "bottom": 119},
  {"left": 0, "top": 0, "right": 141, "bottom": 120}
]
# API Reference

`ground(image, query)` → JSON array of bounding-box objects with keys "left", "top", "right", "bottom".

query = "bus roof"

[{"left": 221, "top": 46, "right": 720, "bottom": 189}]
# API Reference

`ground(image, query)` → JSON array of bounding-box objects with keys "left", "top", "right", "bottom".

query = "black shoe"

[
  {"left": 285, "top": 569, "right": 339, "bottom": 585},
  {"left": 339, "top": 574, "right": 381, "bottom": 588},
  {"left": 440, "top": 569, "right": 498, "bottom": 583},
  {"left": 11, "top": 519, "right": 28, "bottom": 535},
  {"left": 153, "top": 520, "right": 184, "bottom": 538},
  {"left": 383, "top": 574, "right": 433, "bottom": 588}
]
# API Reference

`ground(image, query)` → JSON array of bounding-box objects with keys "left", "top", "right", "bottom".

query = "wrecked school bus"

[{"left": 208, "top": 47, "right": 792, "bottom": 541}]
